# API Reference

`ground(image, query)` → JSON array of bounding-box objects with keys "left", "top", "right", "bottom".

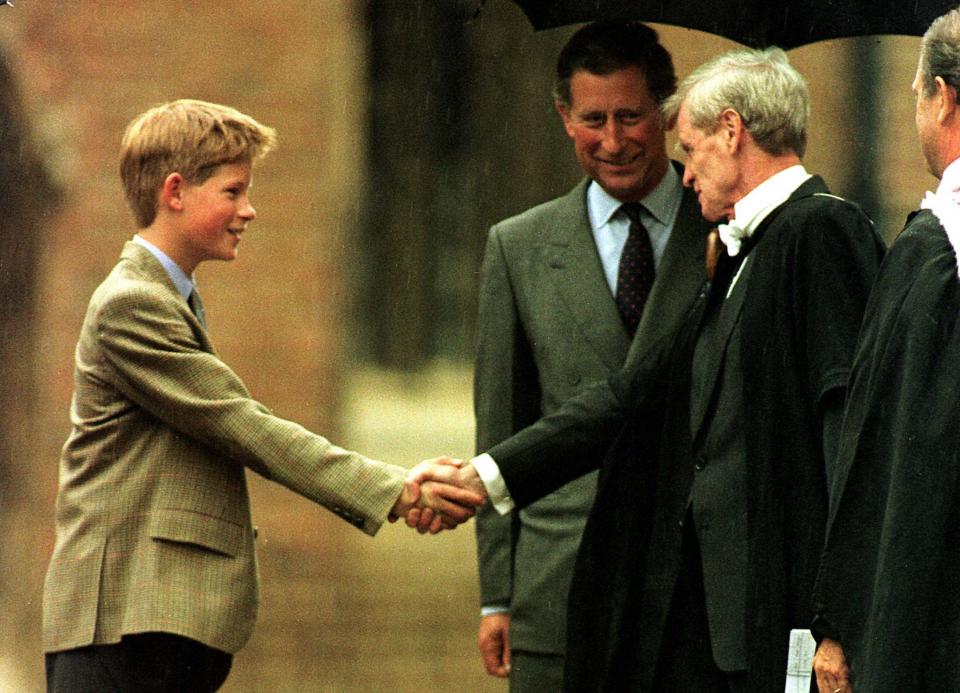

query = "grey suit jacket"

[
  {"left": 43, "top": 242, "right": 406, "bottom": 655},
  {"left": 474, "top": 169, "right": 709, "bottom": 653}
]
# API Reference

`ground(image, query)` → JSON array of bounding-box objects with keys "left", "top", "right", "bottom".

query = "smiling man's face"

[{"left": 557, "top": 66, "right": 670, "bottom": 203}]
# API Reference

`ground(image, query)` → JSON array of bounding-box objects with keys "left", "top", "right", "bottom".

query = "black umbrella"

[{"left": 506, "top": 0, "right": 956, "bottom": 48}]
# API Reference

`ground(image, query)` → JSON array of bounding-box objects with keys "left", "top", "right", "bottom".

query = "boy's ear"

[{"left": 160, "top": 172, "right": 186, "bottom": 212}]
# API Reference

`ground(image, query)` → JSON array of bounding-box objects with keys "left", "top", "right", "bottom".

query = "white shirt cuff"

[
  {"left": 481, "top": 605, "right": 510, "bottom": 617},
  {"left": 471, "top": 453, "right": 515, "bottom": 515}
]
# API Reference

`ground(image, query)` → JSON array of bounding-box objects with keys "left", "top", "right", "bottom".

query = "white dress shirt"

[{"left": 921, "top": 157, "right": 960, "bottom": 277}]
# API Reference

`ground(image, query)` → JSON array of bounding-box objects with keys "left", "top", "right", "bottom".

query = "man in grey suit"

[{"left": 473, "top": 22, "right": 710, "bottom": 691}]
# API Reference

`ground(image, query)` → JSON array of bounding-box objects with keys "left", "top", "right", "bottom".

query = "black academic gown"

[
  {"left": 813, "top": 210, "right": 960, "bottom": 692},
  {"left": 486, "top": 176, "right": 883, "bottom": 693}
]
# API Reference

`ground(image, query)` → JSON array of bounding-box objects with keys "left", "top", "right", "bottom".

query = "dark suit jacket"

[
  {"left": 487, "top": 177, "right": 885, "bottom": 692},
  {"left": 473, "top": 168, "right": 709, "bottom": 653}
]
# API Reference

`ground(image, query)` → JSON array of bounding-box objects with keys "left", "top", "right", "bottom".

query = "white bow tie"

[{"left": 717, "top": 220, "right": 751, "bottom": 257}]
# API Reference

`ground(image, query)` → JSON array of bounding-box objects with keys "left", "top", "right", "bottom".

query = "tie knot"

[{"left": 620, "top": 203, "right": 646, "bottom": 226}]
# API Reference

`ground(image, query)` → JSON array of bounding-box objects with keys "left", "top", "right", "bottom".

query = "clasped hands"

[{"left": 390, "top": 456, "right": 488, "bottom": 534}]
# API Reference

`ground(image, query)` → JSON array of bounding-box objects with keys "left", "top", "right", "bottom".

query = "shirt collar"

[
  {"left": 936, "top": 157, "right": 960, "bottom": 197},
  {"left": 920, "top": 157, "right": 960, "bottom": 278},
  {"left": 731, "top": 164, "right": 813, "bottom": 234},
  {"left": 132, "top": 234, "right": 195, "bottom": 300},
  {"left": 587, "top": 163, "right": 682, "bottom": 226}
]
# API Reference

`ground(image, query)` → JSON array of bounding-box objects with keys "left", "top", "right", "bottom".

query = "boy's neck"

[{"left": 137, "top": 223, "right": 198, "bottom": 275}]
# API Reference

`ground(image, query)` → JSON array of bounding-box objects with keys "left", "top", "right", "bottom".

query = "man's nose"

[
  {"left": 682, "top": 166, "right": 695, "bottom": 188},
  {"left": 601, "top": 120, "right": 625, "bottom": 152}
]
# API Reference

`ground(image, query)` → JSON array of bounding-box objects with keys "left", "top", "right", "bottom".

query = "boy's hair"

[{"left": 120, "top": 99, "right": 277, "bottom": 228}]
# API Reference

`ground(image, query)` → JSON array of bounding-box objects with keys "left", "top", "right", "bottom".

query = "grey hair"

[
  {"left": 662, "top": 47, "right": 809, "bottom": 157},
  {"left": 920, "top": 8, "right": 960, "bottom": 97}
]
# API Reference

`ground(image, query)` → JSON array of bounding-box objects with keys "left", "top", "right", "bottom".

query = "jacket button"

[{"left": 694, "top": 455, "right": 707, "bottom": 471}]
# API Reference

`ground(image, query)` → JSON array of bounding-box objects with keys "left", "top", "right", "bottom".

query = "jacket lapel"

[
  {"left": 689, "top": 253, "right": 753, "bottom": 437},
  {"left": 630, "top": 175, "right": 711, "bottom": 361},
  {"left": 548, "top": 179, "right": 632, "bottom": 370},
  {"left": 121, "top": 242, "right": 214, "bottom": 351}
]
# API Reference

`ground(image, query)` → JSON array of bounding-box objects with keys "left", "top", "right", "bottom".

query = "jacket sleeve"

[
  {"left": 93, "top": 284, "right": 405, "bottom": 536},
  {"left": 487, "top": 326, "right": 675, "bottom": 509},
  {"left": 790, "top": 199, "right": 884, "bottom": 489},
  {"left": 473, "top": 226, "right": 539, "bottom": 610}
]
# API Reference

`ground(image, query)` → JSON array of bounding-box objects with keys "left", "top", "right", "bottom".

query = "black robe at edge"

[{"left": 813, "top": 209, "right": 960, "bottom": 691}]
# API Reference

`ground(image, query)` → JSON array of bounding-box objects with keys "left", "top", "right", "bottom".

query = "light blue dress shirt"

[{"left": 587, "top": 163, "right": 683, "bottom": 294}]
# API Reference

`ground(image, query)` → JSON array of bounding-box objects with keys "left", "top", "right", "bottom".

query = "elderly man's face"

[
  {"left": 913, "top": 64, "right": 945, "bottom": 178},
  {"left": 676, "top": 104, "right": 739, "bottom": 222},
  {"left": 558, "top": 66, "right": 670, "bottom": 203}
]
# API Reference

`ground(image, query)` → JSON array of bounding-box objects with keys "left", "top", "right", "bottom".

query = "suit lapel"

[
  {"left": 121, "top": 242, "right": 214, "bottom": 351},
  {"left": 630, "top": 177, "right": 710, "bottom": 361},
  {"left": 548, "top": 179, "right": 632, "bottom": 370},
  {"left": 549, "top": 165, "right": 714, "bottom": 371},
  {"left": 689, "top": 253, "right": 753, "bottom": 437}
]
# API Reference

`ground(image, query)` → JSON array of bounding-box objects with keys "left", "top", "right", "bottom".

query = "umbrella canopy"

[{"left": 508, "top": 0, "right": 955, "bottom": 48}]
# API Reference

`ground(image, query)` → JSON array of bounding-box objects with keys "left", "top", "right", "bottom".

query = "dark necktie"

[
  {"left": 188, "top": 288, "right": 207, "bottom": 328},
  {"left": 616, "top": 203, "right": 656, "bottom": 337}
]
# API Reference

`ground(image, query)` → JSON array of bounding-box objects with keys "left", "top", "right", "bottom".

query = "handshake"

[{"left": 390, "top": 457, "right": 489, "bottom": 534}]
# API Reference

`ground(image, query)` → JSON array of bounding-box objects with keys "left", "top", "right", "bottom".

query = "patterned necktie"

[
  {"left": 188, "top": 288, "right": 207, "bottom": 328},
  {"left": 616, "top": 203, "right": 656, "bottom": 337}
]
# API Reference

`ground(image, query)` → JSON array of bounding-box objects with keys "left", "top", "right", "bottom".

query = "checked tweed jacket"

[{"left": 43, "top": 242, "right": 406, "bottom": 655}]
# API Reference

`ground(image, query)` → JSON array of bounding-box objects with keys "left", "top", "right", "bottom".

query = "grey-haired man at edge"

[{"left": 813, "top": 8, "right": 960, "bottom": 692}]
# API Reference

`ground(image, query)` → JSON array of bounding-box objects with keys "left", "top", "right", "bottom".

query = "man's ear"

[
  {"left": 556, "top": 101, "right": 576, "bottom": 139},
  {"left": 160, "top": 172, "right": 186, "bottom": 212},
  {"left": 718, "top": 108, "right": 745, "bottom": 151},
  {"left": 936, "top": 76, "right": 958, "bottom": 125}
]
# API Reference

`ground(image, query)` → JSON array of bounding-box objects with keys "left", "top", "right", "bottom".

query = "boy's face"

[{"left": 180, "top": 161, "right": 256, "bottom": 266}]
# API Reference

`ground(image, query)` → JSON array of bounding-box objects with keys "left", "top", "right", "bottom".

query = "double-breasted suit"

[
  {"left": 474, "top": 167, "right": 710, "bottom": 663},
  {"left": 43, "top": 242, "right": 406, "bottom": 656}
]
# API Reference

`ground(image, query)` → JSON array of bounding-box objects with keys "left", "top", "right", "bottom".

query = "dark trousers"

[
  {"left": 46, "top": 632, "right": 232, "bottom": 693},
  {"left": 509, "top": 650, "right": 565, "bottom": 693},
  {"left": 651, "top": 519, "right": 748, "bottom": 693}
]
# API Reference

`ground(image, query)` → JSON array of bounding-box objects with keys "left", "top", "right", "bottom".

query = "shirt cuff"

[
  {"left": 481, "top": 605, "right": 510, "bottom": 617},
  {"left": 471, "top": 453, "right": 515, "bottom": 515}
]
